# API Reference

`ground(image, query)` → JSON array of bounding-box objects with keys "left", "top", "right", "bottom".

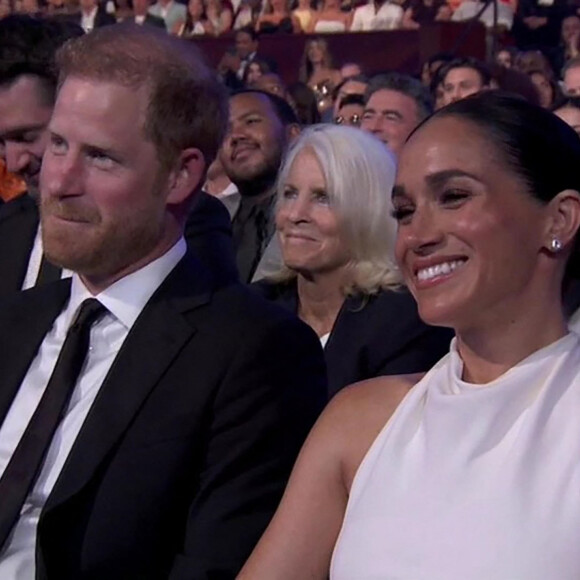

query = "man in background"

[
  {"left": 361, "top": 72, "right": 432, "bottom": 157},
  {"left": 220, "top": 89, "right": 300, "bottom": 282}
]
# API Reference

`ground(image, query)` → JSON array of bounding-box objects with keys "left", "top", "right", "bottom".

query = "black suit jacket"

[
  {"left": 0, "top": 254, "right": 327, "bottom": 578},
  {"left": 253, "top": 279, "right": 454, "bottom": 398},
  {"left": 0, "top": 191, "right": 238, "bottom": 300}
]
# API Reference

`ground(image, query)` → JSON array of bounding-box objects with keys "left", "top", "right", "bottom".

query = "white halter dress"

[{"left": 331, "top": 333, "right": 580, "bottom": 579}]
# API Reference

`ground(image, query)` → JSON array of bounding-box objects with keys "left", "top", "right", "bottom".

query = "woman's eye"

[
  {"left": 282, "top": 188, "right": 297, "bottom": 199},
  {"left": 313, "top": 191, "right": 330, "bottom": 204},
  {"left": 441, "top": 189, "right": 470, "bottom": 204},
  {"left": 391, "top": 206, "right": 414, "bottom": 222}
]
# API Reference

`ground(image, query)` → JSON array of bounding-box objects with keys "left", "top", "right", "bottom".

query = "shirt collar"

[{"left": 66, "top": 238, "right": 187, "bottom": 331}]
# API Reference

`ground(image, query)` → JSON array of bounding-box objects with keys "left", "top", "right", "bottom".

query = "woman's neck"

[
  {"left": 456, "top": 288, "right": 568, "bottom": 384},
  {"left": 297, "top": 269, "right": 348, "bottom": 338}
]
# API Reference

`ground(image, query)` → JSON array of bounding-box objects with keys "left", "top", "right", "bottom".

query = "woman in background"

[
  {"left": 253, "top": 124, "right": 452, "bottom": 397},
  {"left": 256, "top": 0, "right": 302, "bottom": 33},
  {"left": 205, "top": 0, "right": 232, "bottom": 34},
  {"left": 299, "top": 37, "right": 342, "bottom": 113},
  {"left": 308, "top": 0, "right": 351, "bottom": 32},
  {"left": 240, "top": 91, "right": 580, "bottom": 578},
  {"left": 173, "top": 0, "right": 215, "bottom": 36},
  {"left": 292, "top": 0, "right": 315, "bottom": 31}
]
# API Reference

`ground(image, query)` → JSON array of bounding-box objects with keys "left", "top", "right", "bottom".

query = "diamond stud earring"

[{"left": 550, "top": 238, "right": 563, "bottom": 252}]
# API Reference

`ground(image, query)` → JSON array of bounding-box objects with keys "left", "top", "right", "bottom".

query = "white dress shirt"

[
  {"left": 351, "top": 1, "right": 403, "bottom": 30},
  {"left": 0, "top": 238, "right": 186, "bottom": 579},
  {"left": 22, "top": 226, "right": 71, "bottom": 290},
  {"left": 80, "top": 6, "right": 98, "bottom": 32}
]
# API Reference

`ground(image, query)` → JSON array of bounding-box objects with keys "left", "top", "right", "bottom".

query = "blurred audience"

[
  {"left": 205, "top": 0, "right": 233, "bottom": 33},
  {"left": 148, "top": 0, "right": 186, "bottom": 31},
  {"left": 528, "top": 67, "right": 560, "bottom": 107},
  {"left": 288, "top": 82, "right": 321, "bottom": 125},
  {"left": 256, "top": 0, "right": 301, "bottom": 33},
  {"left": 552, "top": 96, "right": 580, "bottom": 134},
  {"left": 495, "top": 46, "right": 518, "bottom": 68},
  {"left": 437, "top": 56, "right": 491, "bottom": 107},
  {"left": 308, "top": 0, "right": 352, "bottom": 32},
  {"left": 292, "top": 0, "right": 315, "bottom": 30},
  {"left": 131, "top": 0, "right": 166, "bottom": 27},
  {"left": 351, "top": 0, "right": 403, "bottom": 30},
  {"left": 331, "top": 74, "right": 369, "bottom": 121},
  {"left": 402, "top": 0, "right": 450, "bottom": 29},
  {"left": 563, "top": 56, "right": 580, "bottom": 95},
  {"left": 172, "top": 0, "right": 215, "bottom": 35}
]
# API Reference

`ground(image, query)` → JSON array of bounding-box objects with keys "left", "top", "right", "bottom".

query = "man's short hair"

[
  {"left": 236, "top": 26, "right": 258, "bottom": 42},
  {"left": 231, "top": 88, "right": 299, "bottom": 126},
  {"left": 56, "top": 24, "right": 228, "bottom": 172},
  {"left": 438, "top": 57, "right": 492, "bottom": 88},
  {"left": 562, "top": 56, "right": 580, "bottom": 80},
  {"left": 365, "top": 72, "right": 433, "bottom": 121},
  {"left": 0, "top": 15, "right": 83, "bottom": 105}
]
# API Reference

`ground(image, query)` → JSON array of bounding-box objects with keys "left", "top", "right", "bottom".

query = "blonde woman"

[{"left": 253, "top": 124, "right": 452, "bottom": 396}]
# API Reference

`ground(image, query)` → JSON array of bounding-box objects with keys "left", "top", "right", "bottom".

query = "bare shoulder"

[{"left": 325, "top": 373, "right": 424, "bottom": 489}]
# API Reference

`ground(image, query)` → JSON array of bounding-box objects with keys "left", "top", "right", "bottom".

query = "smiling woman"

[
  {"left": 239, "top": 92, "right": 580, "bottom": 579},
  {"left": 252, "top": 124, "right": 452, "bottom": 396}
]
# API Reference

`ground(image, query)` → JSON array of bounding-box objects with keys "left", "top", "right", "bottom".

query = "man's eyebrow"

[
  {"left": 0, "top": 124, "right": 45, "bottom": 139},
  {"left": 380, "top": 109, "right": 403, "bottom": 119}
]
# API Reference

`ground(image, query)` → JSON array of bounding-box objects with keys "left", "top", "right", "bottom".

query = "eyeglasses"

[{"left": 334, "top": 114, "right": 361, "bottom": 126}]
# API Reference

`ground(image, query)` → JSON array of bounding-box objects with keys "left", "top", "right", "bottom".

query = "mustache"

[{"left": 40, "top": 198, "right": 101, "bottom": 223}]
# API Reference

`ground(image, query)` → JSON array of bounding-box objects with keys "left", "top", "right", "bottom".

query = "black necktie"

[
  {"left": 36, "top": 255, "right": 62, "bottom": 286},
  {"left": 0, "top": 298, "right": 106, "bottom": 549}
]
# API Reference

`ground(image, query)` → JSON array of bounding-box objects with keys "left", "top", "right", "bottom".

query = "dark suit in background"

[
  {"left": 0, "top": 255, "right": 327, "bottom": 578},
  {"left": 253, "top": 279, "right": 454, "bottom": 398},
  {"left": 0, "top": 191, "right": 238, "bottom": 300}
]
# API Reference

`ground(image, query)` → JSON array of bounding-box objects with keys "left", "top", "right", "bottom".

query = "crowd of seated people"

[{"left": 2, "top": 6, "right": 580, "bottom": 578}]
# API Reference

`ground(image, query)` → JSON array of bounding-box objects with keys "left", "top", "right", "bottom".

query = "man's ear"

[
  {"left": 544, "top": 189, "right": 580, "bottom": 251},
  {"left": 166, "top": 148, "right": 206, "bottom": 206},
  {"left": 286, "top": 123, "right": 301, "bottom": 143}
]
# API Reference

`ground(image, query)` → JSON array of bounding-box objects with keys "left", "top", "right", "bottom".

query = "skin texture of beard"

[{"left": 40, "top": 195, "right": 165, "bottom": 282}]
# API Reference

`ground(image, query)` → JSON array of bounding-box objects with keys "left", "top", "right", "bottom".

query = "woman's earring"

[{"left": 550, "top": 238, "right": 563, "bottom": 252}]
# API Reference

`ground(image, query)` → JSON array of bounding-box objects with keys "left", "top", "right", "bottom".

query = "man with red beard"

[
  {"left": 0, "top": 15, "right": 237, "bottom": 301},
  {"left": 0, "top": 24, "right": 326, "bottom": 578},
  {"left": 220, "top": 89, "right": 300, "bottom": 282}
]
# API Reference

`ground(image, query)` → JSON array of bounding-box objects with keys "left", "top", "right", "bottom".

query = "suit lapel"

[
  {"left": 0, "top": 281, "right": 71, "bottom": 425},
  {"left": 0, "top": 195, "right": 39, "bottom": 299},
  {"left": 46, "top": 255, "right": 213, "bottom": 510}
]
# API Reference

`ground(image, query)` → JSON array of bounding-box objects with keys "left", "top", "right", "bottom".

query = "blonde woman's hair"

[{"left": 273, "top": 124, "right": 402, "bottom": 295}]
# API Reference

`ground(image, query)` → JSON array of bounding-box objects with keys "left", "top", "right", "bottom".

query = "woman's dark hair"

[
  {"left": 287, "top": 82, "right": 320, "bottom": 125},
  {"left": 242, "top": 57, "right": 272, "bottom": 86},
  {"left": 423, "top": 90, "right": 580, "bottom": 282}
]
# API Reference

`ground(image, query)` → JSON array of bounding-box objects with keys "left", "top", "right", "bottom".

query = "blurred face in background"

[
  {"left": 554, "top": 105, "right": 580, "bottom": 135},
  {"left": 530, "top": 71, "right": 554, "bottom": 108},
  {"left": 235, "top": 30, "right": 257, "bottom": 59},
  {"left": 564, "top": 65, "right": 580, "bottom": 96},
  {"left": 496, "top": 49, "right": 513, "bottom": 68},
  {"left": 440, "top": 66, "right": 485, "bottom": 106}
]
